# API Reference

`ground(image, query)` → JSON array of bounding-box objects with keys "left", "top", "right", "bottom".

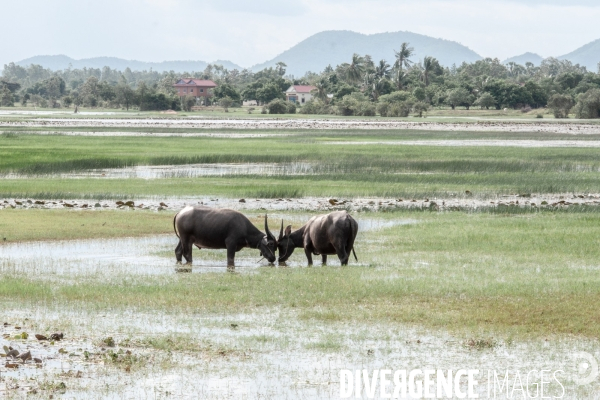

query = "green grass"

[
  {"left": 1, "top": 210, "right": 600, "bottom": 338},
  {"left": 2, "top": 132, "right": 600, "bottom": 198},
  {"left": 0, "top": 209, "right": 173, "bottom": 242}
]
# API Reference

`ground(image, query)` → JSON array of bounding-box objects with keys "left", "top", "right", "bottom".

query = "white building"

[{"left": 285, "top": 85, "right": 317, "bottom": 104}]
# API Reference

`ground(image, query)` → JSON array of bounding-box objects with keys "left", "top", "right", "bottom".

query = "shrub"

[
  {"left": 220, "top": 96, "right": 233, "bottom": 112},
  {"left": 547, "top": 94, "right": 574, "bottom": 118},
  {"left": 574, "top": 89, "right": 600, "bottom": 119},
  {"left": 473, "top": 92, "right": 496, "bottom": 110},
  {"left": 300, "top": 99, "right": 332, "bottom": 115},
  {"left": 181, "top": 95, "right": 196, "bottom": 112},
  {"left": 267, "top": 99, "right": 289, "bottom": 114},
  {"left": 413, "top": 101, "right": 429, "bottom": 117},
  {"left": 336, "top": 92, "right": 375, "bottom": 116},
  {"left": 520, "top": 105, "right": 532, "bottom": 113},
  {"left": 286, "top": 101, "right": 296, "bottom": 114}
]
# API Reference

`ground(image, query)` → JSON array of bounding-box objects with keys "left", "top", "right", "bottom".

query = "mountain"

[
  {"left": 15, "top": 55, "right": 243, "bottom": 73},
  {"left": 502, "top": 52, "right": 544, "bottom": 66},
  {"left": 558, "top": 39, "right": 600, "bottom": 72},
  {"left": 251, "top": 30, "right": 482, "bottom": 76}
]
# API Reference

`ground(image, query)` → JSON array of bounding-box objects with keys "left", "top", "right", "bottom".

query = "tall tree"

[
  {"left": 374, "top": 60, "right": 391, "bottom": 79},
  {"left": 393, "top": 42, "right": 414, "bottom": 89},
  {"left": 342, "top": 54, "right": 365, "bottom": 84}
]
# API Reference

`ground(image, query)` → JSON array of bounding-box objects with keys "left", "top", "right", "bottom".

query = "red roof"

[
  {"left": 287, "top": 85, "right": 316, "bottom": 93},
  {"left": 174, "top": 79, "right": 217, "bottom": 87}
]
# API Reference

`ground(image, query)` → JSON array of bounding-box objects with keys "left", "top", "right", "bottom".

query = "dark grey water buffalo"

[
  {"left": 277, "top": 211, "right": 358, "bottom": 266},
  {"left": 173, "top": 206, "right": 277, "bottom": 267}
]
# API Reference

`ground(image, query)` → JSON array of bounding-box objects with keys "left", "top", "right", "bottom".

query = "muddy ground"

[
  {"left": 2, "top": 193, "right": 600, "bottom": 214},
  {"left": 4, "top": 118, "right": 600, "bottom": 135}
]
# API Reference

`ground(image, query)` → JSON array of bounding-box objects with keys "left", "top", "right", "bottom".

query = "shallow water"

[
  {"left": 1, "top": 307, "right": 598, "bottom": 399},
  {"left": 0, "top": 218, "right": 415, "bottom": 278},
  {"left": 1, "top": 162, "right": 314, "bottom": 180}
]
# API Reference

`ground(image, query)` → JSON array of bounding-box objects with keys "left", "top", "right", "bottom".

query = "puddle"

[
  {"left": 326, "top": 139, "right": 600, "bottom": 148},
  {"left": 0, "top": 217, "right": 415, "bottom": 277},
  {"left": 0, "top": 235, "right": 270, "bottom": 277},
  {"left": 1, "top": 162, "right": 314, "bottom": 180},
  {"left": 1, "top": 308, "right": 597, "bottom": 398}
]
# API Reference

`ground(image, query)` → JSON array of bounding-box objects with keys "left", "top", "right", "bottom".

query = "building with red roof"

[
  {"left": 285, "top": 85, "right": 317, "bottom": 104},
  {"left": 173, "top": 78, "right": 217, "bottom": 105}
]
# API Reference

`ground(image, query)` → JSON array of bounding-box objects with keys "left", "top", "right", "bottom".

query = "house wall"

[
  {"left": 176, "top": 86, "right": 212, "bottom": 98},
  {"left": 286, "top": 92, "right": 313, "bottom": 104}
]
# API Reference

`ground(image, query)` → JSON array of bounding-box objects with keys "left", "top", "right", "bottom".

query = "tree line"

[{"left": 2, "top": 44, "right": 600, "bottom": 118}]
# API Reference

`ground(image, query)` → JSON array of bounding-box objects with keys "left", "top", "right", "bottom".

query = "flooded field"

[
  {"left": 0, "top": 217, "right": 415, "bottom": 279},
  {"left": 1, "top": 163, "right": 314, "bottom": 180},
  {"left": 1, "top": 306, "right": 598, "bottom": 398},
  {"left": 327, "top": 139, "right": 600, "bottom": 148},
  {"left": 3, "top": 114, "right": 600, "bottom": 398}
]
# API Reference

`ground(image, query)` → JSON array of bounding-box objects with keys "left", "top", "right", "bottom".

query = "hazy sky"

[{"left": 1, "top": 0, "right": 599, "bottom": 68}]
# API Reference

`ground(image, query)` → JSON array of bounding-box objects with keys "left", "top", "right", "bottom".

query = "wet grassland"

[{"left": 1, "top": 120, "right": 600, "bottom": 397}]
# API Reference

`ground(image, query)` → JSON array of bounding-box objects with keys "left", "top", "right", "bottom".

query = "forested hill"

[
  {"left": 15, "top": 55, "right": 243, "bottom": 73},
  {"left": 558, "top": 39, "right": 600, "bottom": 72},
  {"left": 503, "top": 53, "right": 544, "bottom": 66},
  {"left": 251, "top": 30, "right": 483, "bottom": 76}
]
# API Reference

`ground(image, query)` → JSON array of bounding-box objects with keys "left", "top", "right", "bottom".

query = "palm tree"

[
  {"left": 342, "top": 53, "right": 365, "bottom": 84},
  {"left": 311, "top": 80, "right": 329, "bottom": 103},
  {"left": 393, "top": 42, "right": 414, "bottom": 89},
  {"left": 375, "top": 60, "right": 391, "bottom": 79},
  {"left": 421, "top": 56, "right": 435, "bottom": 86}
]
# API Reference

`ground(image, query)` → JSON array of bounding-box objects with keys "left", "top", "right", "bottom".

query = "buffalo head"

[
  {"left": 277, "top": 220, "right": 295, "bottom": 263},
  {"left": 260, "top": 215, "right": 277, "bottom": 263}
]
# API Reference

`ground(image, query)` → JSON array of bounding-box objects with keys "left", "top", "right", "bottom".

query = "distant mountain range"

[
  {"left": 251, "top": 30, "right": 482, "bottom": 76},
  {"left": 502, "top": 52, "right": 544, "bottom": 66},
  {"left": 558, "top": 39, "right": 600, "bottom": 72},
  {"left": 14, "top": 55, "right": 243, "bottom": 73},
  {"left": 11, "top": 30, "right": 600, "bottom": 76}
]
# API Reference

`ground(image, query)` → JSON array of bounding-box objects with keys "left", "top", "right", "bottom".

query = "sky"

[{"left": 1, "top": 0, "right": 599, "bottom": 68}]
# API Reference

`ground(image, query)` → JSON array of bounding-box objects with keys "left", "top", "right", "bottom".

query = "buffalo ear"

[
  {"left": 284, "top": 225, "right": 292, "bottom": 238},
  {"left": 279, "top": 219, "right": 284, "bottom": 240},
  {"left": 265, "top": 215, "right": 276, "bottom": 241}
]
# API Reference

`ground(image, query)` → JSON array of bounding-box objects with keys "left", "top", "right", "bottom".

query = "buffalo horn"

[{"left": 265, "top": 215, "right": 275, "bottom": 241}]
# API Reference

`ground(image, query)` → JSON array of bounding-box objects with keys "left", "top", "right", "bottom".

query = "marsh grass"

[
  {"left": 249, "top": 187, "right": 304, "bottom": 198},
  {"left": 0, "top": 209, "right": 172, "bottom": 242},
  {"left": 3, "top": 133, "right": 600, "bottom": 197},
  {"left": 1, "top": 131, "right": 18, "bottom": 138},
  {"left": 1, "top": 210, "right": 600, "bottom": 338}
]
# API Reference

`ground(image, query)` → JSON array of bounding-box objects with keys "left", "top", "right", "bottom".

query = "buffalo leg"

[
  {"left": 226, "top": 245, "right": 236, "bottom": 268},
  {"left": 333, "top": 241, "right": 349, "bottom": 266},
  {"left": 321, "top": 254, "right": 327, "bottom": 265},
  {"left": 304, "top": 246, "right": 314, "bottom": 266},
  {"left": 175, "top": 240, "right": 183, "bottom": 263},
  {"left": 181, "top": 235, "right": 193, "bottom": 264}
]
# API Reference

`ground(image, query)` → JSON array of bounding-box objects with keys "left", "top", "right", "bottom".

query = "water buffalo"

[
  {"left": 277, "top": 210, "right": 358, "bottom": 266},
  {"left": 173, "top": 206, "right": 277, "bottom": 267}
]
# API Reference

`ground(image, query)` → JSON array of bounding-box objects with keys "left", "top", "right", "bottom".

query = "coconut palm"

[
  {"left": 341, "top": 53, "right": 366, "bottom": 84},
  {"left": 420, "top": 56, "right": 436, "bottom": 87},
  {"left": 393, "top": 42, "right": 414, "bottom": 89},
  {"left": 375, "top": 60, "right": 391, "bottom": 79},
  {"left": 311, "top": 80, "right": 329, "bottom": 103}
]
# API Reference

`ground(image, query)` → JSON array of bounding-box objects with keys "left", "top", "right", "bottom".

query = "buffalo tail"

[
  {"left": 347, "top": 215, "right": 358, "bottom": 262},
  {"left": 173, "top": 212, "right": 180, "bottom": 238}
]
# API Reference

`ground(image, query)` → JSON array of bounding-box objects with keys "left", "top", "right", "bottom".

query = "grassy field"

[
  {"left": 2, "top": 131, "right": 600, "bottom": 199},
  {"left": 1, "top": 208, "right": 600, "bottom": 338},
  {"left": 2, "top": 116, "right": 600, "bottom": 397}
]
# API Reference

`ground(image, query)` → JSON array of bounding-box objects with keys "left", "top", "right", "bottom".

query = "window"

[
  {"left": 200, "top": 89, "right": 204, "bottom": 93},
  {"left": 190, "top": 89, "right": 194, "bottom": 93},
  {"left": 183, "top": 89, "right": 187, "bottom": 93}
]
